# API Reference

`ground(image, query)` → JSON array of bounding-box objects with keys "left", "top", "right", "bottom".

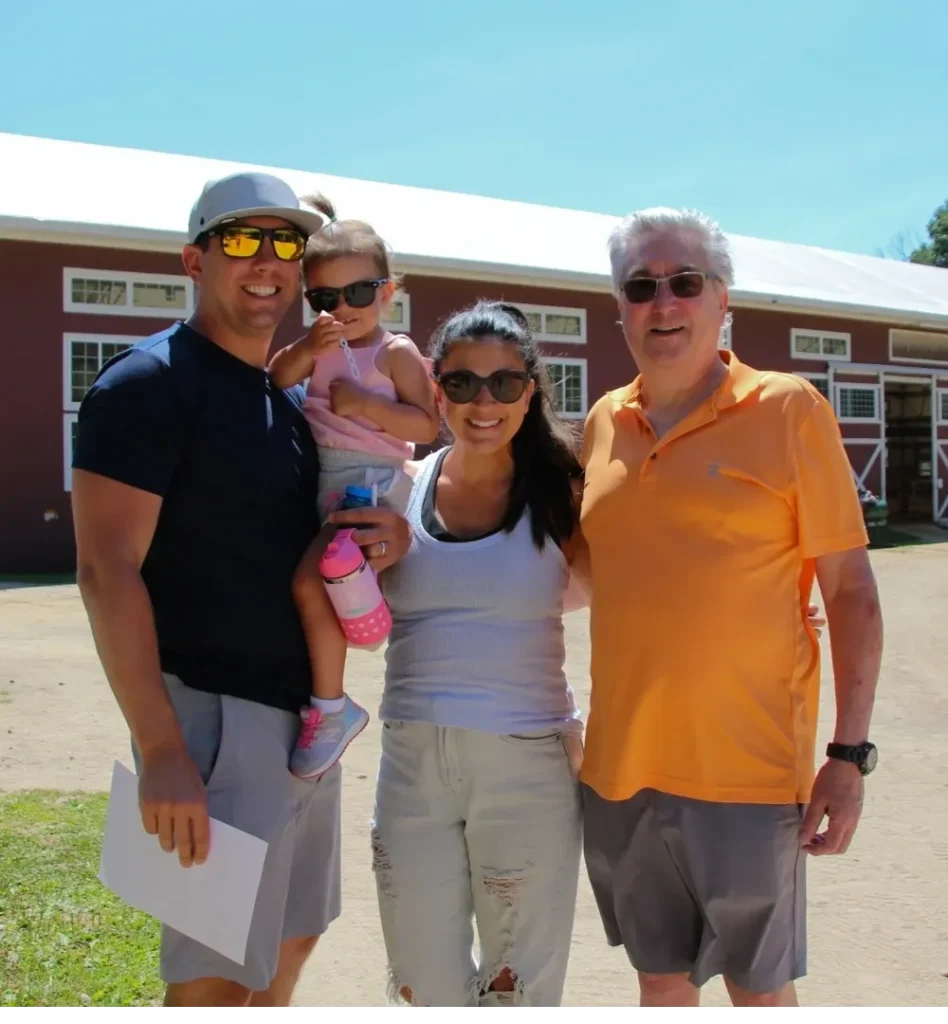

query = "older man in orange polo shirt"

[{"left": 579, "top": 208, "right": 883, "bottom": 1007}]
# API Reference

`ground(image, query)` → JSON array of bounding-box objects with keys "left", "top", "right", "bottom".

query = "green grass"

[
  {"left": 0, "top": 574, "right": 75, "bottom": 586},
  {"left": 0, "top": 791, "right": 162, "bottom": 1007},
  {"left": 867, "top": 525, "right": 928, "bottom": 549}
]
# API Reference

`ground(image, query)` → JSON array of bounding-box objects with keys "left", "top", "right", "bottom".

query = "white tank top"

[{"left": 380, "top": 450, "right": 581, "bottom": 735}]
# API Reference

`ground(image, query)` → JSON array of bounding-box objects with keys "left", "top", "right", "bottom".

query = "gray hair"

[{"left": 608, "top": 207, "right": 735, "bottom": 293}]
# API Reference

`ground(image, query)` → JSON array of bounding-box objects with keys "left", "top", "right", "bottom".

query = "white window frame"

[
  {"left": 834, "top": 382, "right": 881, "bottom": 423},
  {"left": 888, "top": 328, "right": 948, "bottom": 367},
  {"left": 542, "top": 356, "right": 588, "bottom": 420},
  {"left": 515, "top": 303, "right": 587, "bottom": 345},
  {"left": 63, "top": 334, "right": 140, "bottom": 492},
  {"left": 302, "top": 290, "right": 411, "bottom": 332},
  {"left": 790, "top": 328, "right": 851, "bottom": 361},
  {"left": 938, "top": 389, "right": 948, "bottom": 425},
  {"left": 795, "top": 372, "right": 830, "bottom": 400},
  {"left": 64, "top": 267, "right": 194, "bottom": 318},
  {"left": 63, "top": 333, "right": 142, "bottom": 412},
  {"left": 63, "top": 413, "right": 78, "bottom": 492}
]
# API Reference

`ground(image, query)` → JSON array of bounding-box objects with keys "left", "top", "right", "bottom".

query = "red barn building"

[{"left": 2, "top": 133, "right": 947, "bottom": 573}]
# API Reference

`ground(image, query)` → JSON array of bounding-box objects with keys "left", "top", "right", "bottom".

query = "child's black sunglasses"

[{"left": 304, "top": 278, "right": 388, "bottom": 313}]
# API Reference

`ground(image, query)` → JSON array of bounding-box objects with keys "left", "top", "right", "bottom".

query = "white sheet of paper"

[{"left": 98, "top": 761, "right": 268, "bottom": 965}]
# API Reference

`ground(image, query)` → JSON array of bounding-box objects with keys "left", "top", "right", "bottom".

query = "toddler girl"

[{"left": 269, "top": 194, "right": 439, "bottom": 778}]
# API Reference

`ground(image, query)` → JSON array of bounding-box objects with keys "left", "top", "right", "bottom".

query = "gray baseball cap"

[{"left": 187, "top": 171, "right": 325, "bottom": 243}]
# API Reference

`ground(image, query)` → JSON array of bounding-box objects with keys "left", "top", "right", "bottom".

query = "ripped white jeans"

[{"left": 371, "top": 720, "right": 582, "bottom": 1006}]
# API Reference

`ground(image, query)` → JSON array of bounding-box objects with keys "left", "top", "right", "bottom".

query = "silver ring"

[{"left": 378, "top": 540, "right": 387, "bottom": 557}]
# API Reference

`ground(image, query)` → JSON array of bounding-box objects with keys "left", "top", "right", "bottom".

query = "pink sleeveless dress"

[{"left": 303, "top": 332, "right": 415, "bottom": 461}]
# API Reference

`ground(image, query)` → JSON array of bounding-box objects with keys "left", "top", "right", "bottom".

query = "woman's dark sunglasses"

[
  {"left": 304, "top": 278, "right": 388, "bottom": 314},
  {"left": 622, "top": 271, "right": 717, "bottom": 304},
  {"left": 204, "top": 226, "right": 307, "bottom": 262},
  {"left": 436, "top": 369, "right": 531, "bottom": 405}
]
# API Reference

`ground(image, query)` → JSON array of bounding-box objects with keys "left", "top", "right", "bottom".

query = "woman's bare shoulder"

[{"left": 405, "top": 444, "right": 448, "bottom": 480}]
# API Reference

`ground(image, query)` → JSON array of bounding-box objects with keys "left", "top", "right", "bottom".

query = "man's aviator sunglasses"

[
  {"left": 621, "top": 271, "right": 719, "bottom": 304},
  {"left": 304, "top": 279, "right": 389, "bottom": 314},
  {"left": 436, "top": 369, "right": 531, "bottom": 405},
  {"left": 202, "top": 225, "right": 308, "bottom": 262}
]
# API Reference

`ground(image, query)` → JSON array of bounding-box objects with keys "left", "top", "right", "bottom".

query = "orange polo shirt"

[{"left": 579, "top": 352, "right": 868, "bottom": 805}]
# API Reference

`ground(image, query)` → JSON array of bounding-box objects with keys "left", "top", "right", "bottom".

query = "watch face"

[{"left": 861, "top": 744, "right": 878, "bottom": 775}]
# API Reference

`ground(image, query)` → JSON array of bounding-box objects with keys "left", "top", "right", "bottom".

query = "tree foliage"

[{"left": 909, "top": 200, "right": 948, "bottom": 268}]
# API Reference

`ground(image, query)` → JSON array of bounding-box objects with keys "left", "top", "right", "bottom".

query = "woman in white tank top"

[{"left": 369, "top": 301, "right": 589, "bottom": 1006}]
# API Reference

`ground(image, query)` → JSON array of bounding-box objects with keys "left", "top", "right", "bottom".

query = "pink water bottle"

[{"left": 318, "top": 528, "right": 392, "bottom": 646}]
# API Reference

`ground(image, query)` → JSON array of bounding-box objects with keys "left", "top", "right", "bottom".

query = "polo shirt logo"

[{"left": 708, "top": 462, "right": 720, "bottom": 477}]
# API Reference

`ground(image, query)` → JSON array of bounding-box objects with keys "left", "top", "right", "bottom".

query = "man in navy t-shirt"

[{"left": 72, "top": 171, "right": 410, "bottom": 1006}]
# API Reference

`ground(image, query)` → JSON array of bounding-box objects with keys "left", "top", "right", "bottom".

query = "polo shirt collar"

[{"left": 611, "top": 350, "right": 763, "bottom": 413}]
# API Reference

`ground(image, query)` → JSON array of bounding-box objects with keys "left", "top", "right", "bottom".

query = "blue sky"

[{"left": 2, "top": 0, "right": 945, "bottom": 256}]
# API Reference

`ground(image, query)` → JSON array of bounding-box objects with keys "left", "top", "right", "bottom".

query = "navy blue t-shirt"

[{"left": 73, "top": 323, "right": 322, "bottom": 712}]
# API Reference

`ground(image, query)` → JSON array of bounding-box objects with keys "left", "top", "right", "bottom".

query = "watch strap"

[{"left": 827, "top": 742, "right": 863, "bottom": 761}]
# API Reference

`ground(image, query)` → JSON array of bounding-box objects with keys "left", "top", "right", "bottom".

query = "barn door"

[
  {"left": 935, "top": 385, "right": 948, "bottom": 523},
  {"left": 833, "top": 377, "right": 884, "bottom": 498}
]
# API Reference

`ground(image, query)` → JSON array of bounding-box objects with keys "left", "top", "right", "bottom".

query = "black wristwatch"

[{"left": 827, "top": 741, "right": 878, "bottom": 776}]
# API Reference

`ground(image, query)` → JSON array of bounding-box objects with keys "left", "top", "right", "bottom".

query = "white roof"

[{"left": 3, "top": 131, "right": 948, "bottom": 327}]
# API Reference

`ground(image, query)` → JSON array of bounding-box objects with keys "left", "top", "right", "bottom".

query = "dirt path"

[{"left": 2, "top": 544, "right": 947, "bottom": 1006}]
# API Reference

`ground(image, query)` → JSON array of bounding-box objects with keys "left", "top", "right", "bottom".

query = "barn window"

[
  {"left": 889, "top": 328, "right": 948, "bottom": 366},
  {"left": 795, "top": 373, "right": 829, "bottom": 400},
  {"left": 791, "top": 329, "right": 851, "bottom": 361},
  {"left": 65, "top": 268, "right": 193, "bottom": 317},
  {"left": 63, "top": 334, "right": 139, "bottom": 411},
  {"left": 835, "top": 384, "right": 880, "bottom": 422},
  {"left": 510, "top": 304, "right": 586, "bottom": 344},
  {"left": 62, "top": 333, "right": 141, "bottom": 491},
  {"left": 543, "top": 358, "right": 587, "bottom": 419}
]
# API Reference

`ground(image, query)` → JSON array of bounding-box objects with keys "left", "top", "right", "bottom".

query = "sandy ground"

[{"left": 2, "top": 543, "right": 947, "bottom": 1007}]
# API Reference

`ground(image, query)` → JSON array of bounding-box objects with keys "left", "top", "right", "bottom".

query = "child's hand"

[
  {"left": 329, "top": 378, "right": 370, "bottom": 418},
  {"left": 306, "top": 311, "right": 346, "bottom": 357}
]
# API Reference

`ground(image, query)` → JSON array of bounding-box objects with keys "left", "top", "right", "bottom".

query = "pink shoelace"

[{"left": 297, "top": 708, "right": 324, "bottom": 749}]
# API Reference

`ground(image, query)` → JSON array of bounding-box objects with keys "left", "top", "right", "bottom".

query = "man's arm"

[
  {"left": 71, "top": 348, "right": 209, "bottom": 866},
  {"left": 817, "top": 547, "right": 883, "bottom": 746},
  {"left": 73, "top": 469, "right": 177, "bottom": 757},
  {"left": 790, "top": 389, "right": 881, "bottom": 856},
  {"left": 562, "top": 476, "right": 591, "bottom": 612},
  {"left": 799, "top": 546, "right": 882, "bottom": 855},
  {"left": 73, "top": 470, "right": 210, "bottom": 867}
]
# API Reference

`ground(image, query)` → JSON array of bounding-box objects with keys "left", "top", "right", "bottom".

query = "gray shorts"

[
  {"left": 316, "top": 446, "right": 412, "bottom": 520},
  {"left": 582, "top": 786, "right": 806, "bottom": 993},
  {"left": 131, "top": 675, "right": 342, "bottom": 991}
]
